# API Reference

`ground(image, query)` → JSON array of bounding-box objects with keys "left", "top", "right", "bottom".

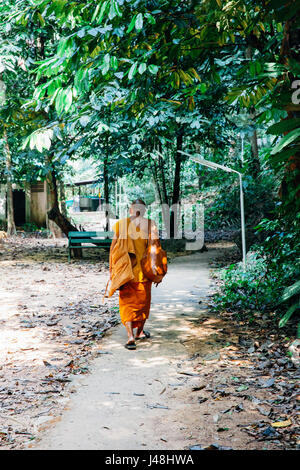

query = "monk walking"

[{"left": 108, "top": 199, "right": 160, "bottom": 350}]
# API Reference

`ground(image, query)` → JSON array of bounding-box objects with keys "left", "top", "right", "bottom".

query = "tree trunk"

[
  {"left": 59, "top": 180, "right": 67, "bottom": 217},
  {"left": 170, "top": 130, "right": 184, "bottom": 238},
  {"left": 194, "top": 143, "right": 204, "bottom": 189},
  {"left": 155, "top": 156, "right": 170, "bottom": 234},
  {"left": 103, "top": 153, "right": 110, "bottom": 231},
  {"left": 148, "top": 149, "right": 170, "bottom": 235},
  {"left": 45, "top": 160, "right": 81, "bottom": 257},
  {"left": 152, "top": 159, "right": 163, "bottom": 204},
  {"left": 158, "top": 142, "right": 169, "bottom": 205},
  {"left": 47, "top": 169, "right": 77, "bottom": 234},
  {"left": 3, "top": 128, "right": 16, "bottom": 236},
  {"left": 47, "top": 204, "right": 77, "bottom": 235},
  {"left": 195, "top": 163, "right": 202, "bottom": 190},
  {"left": 249, "top": 108, "right": 260, "bottom": 177},
  {"left": 246, "top": 47, "right": 260, "bottom": 177}
]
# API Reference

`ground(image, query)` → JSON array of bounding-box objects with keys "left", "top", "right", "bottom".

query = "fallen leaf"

[
  {"left": 259, "top": 378, "right": 275, "bottom": 388},
  {"left": 198, "top": 397, "right": 208, "bottom": 404},
  {"left": 271, "top": 419, "right": 292, "bottom": 428},
  {"left": 146, "top": 404, "right": 169, "bottom": 410},
  {"left": 192, "top": 385, "right": 206, "bottom": 391},
  {"left": 217, "top": 427, "right": 229, "bottom": 432}
]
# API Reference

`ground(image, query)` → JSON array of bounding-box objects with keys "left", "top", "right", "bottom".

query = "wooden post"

[
  {"left": 24, "top": 182, "right": 31, "bottom": 223},
  {"left": 3, "top": 128, "right": 16, "bottom": 235}
]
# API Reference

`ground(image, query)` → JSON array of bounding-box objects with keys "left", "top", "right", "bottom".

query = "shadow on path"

[{"left": 31, "top": 250, "right": 228, "bottom": 450}]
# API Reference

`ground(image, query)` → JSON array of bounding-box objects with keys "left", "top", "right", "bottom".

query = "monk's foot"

[
  {"left": 125, "top": 337, "right": 136, "bottom": 350},
  {"left": 135, "top": 330, "right": 151, "bottom": 340},
  {"left": 125, "top": 342, "right": 136, "bottom": 350}
]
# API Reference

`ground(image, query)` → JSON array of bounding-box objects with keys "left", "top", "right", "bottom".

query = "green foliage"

[
  {"left": 0, "top": 0, "right": 299, "bottom": 335},
  {"left": 204, "top": 174, "right": 277, "bottom": 231},
  {"left": 212, "top": 252, "right": 283, "bottom": 314},
  {"left": 213, "top": 213, "right": 300, "bottom": 330},
  {"left": 256, "top": 214, "right": 300, "bottom": 274},
  {"left": 280, "top": 280, "right": 300, "bottom": 303},
  {"left": 22, "top": 222, "right": 41, "bottom": 232},
  {"left": 278, "top": 280, "right": 300, "bottom": 328}
]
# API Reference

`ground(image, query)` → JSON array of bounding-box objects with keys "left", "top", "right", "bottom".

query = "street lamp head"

[
  {"left": 177, "top": 150, "right": 241, "bottom": 175},
  {"left": 177, "top": 149, "right": 246, "bottom": 270}
]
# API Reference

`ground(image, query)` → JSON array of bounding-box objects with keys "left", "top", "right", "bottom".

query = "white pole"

[
  {"left": 177, "top": 149, "right": 248, "bottom": 270},
  {"left": 241, "top": 134, "right": 244, "bottom": 165},
  {"left": 239, "top": 173, "right": 246, "bottom": 271}
]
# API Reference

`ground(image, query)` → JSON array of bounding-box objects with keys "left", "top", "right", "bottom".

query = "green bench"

[{"left": 68, "top": 231, "right": 114, "bottom": 261}]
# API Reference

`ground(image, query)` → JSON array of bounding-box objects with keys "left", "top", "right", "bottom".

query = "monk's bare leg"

[
  {"left": 135, "top": 320, "right": 146, "bottom": 339},
  {"left": 124, "top": 321, "right": 135, "bottom": 344}
]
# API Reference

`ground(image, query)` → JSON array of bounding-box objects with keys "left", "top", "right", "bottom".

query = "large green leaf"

[
  {"left": 24, "top": 128, "right": 54, "bottom": 153},
  {"left": 271, "top": 128, "right": 300, "bottom": 155},
  {"left": 49, "top": 0, "right": 68, "bottom": 15},
  {"left": 109, "top": 0, "right": 121, "bottom": 20},
  {"left": 280, "top": 280, "right": 300, "bottom": 303},
  {"left": 54, "top": 87, "right": 73, "bottom": 114},
  {"left": 64, "top": 87, "right": 73, "bottom": 113},
  {"left": 270, "top": 145, "right": 300, "bottom": 164},
  {"left": 135, "top": 13, "right": 143, "bottom": 31},
  {"left": 96, "top": 1, "right": 109, "bottom": 23},
  {"left": 91, "top": 3, "right": 101, "bottom": 23},
  {"left": 55, "top": 88, "right": 64, "bottom": 115},
  {"left": 267, "top": 118, "right": 300, "bottom": 136},
  {"left": 102, "top": 53, "right": 110, "bottom": 75},
  {"left": 138, "top": 62, "right": 147, "bottom": 74},
  {"left": 127, "top": 14, "right": 136, "bottom": 33},
  {"left": 128, "top": 62, "right": 138, "bottom": 80},
  {"left": 279, "top": 301, "right": 300, "bottom": 328},
  {"left": 145, "top": 12, "right": 156, "bottom": 24},
  {"left": 148, "top": 64, "right": 159, "bottom": 75}
]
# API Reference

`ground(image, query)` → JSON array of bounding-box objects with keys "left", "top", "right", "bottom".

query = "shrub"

[
  {"left": 212, "top": 213, "right": 300, "bottom": 330},
  {"left": 212, "top": 251, "right": 284, "bottom": 314},
  {"left": 204, "top": 174, "right": 277, "bottom": 230},
  {"left": 22, "top": 222, "right": 41, "bottom": 232}
]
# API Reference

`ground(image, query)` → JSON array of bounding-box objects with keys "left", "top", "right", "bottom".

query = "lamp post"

[
  {"left": 241, "top": 133, "right": 245, "bottom": 165},
  {"left": 178, "top": 150, "right": 247, "bottom": 270}
]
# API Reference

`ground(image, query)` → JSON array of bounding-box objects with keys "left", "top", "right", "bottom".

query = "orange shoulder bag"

[{"left": 141, "top": 220, "right": 168, "bottom": 283}]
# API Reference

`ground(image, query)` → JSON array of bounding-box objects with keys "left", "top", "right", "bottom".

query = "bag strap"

[
  {"left": 102, "top": 279, "right": 110, "bottom": 304},
  {"left": 148, "top": 219, "right": 151, "bottom": 241}
]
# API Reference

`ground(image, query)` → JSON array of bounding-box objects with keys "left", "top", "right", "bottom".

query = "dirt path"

[
  {"left": 2, "top": 239, "right": 297, "bottom": 450},
  {"left": 31, "top": 250, "right": 218, "bottom": 450},
  {"left": 0, "top": 238, "right": 118, "bottom": 449}
]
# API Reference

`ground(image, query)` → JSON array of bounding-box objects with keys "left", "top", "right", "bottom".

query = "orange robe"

[{"left": 112, "top": 218, "right": 152, "bottom": 327}]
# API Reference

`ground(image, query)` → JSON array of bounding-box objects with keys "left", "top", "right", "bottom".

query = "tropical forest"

[{"left": 0, "top": 0, "right": 299, "bottom": 452}]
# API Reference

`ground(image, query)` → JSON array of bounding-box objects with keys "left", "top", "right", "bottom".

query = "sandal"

[
  {"left": 125, "top": 342, "right": 136, "bottom": 350},
  {"left": 135, "top": 330, "right": 151, "bottom": 341}
]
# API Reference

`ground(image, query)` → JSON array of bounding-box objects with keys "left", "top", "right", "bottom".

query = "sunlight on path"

[{"left": 32, "top": 251, "right": 214, "bottom": 450}]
